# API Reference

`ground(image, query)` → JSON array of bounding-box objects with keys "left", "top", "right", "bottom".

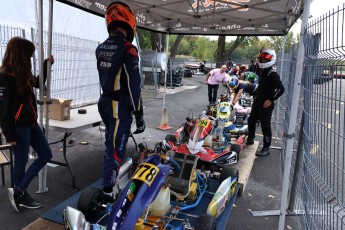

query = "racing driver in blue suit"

[{"left": 96, "top": 1, "right": 145, "bottom": 202}]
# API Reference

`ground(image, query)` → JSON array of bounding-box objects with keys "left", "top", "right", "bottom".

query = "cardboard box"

[{"left": 43, "top": 98, "right": 73, "bottom": 121}]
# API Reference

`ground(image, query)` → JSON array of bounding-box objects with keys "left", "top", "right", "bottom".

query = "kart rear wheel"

[
  {"left": 220, "top": 166, "right": 239, "bottom": 184},
  {"left": 195, "top": 214, "right": 216, "bottom": 230},
  {"left": 230, "top": 144, "right": 241, "bottom": 160},
  {"left": 165, "top": 134, "right": 177, "bottom": 143},
  {"left": 77, "top": 187, "right": 103, "bottom": 220}
]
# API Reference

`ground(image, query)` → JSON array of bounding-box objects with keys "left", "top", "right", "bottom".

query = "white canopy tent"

[
  {"left": 56, "top": 0, "right": 303, "bottom": 36},
  {"left": 35, "top": 1, "right": 310, "bottom": 229}
]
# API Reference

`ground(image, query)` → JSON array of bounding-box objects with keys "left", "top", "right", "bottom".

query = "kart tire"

[
  {"left": 230, "top": 144, "right": 241, "bottom": 160},
  {"left": 220, "top": 166, "right": 239, "bottom": 184},
  {"left": 77, "top": 187, "right": 102, "bottom": 220},
  {"left": 165, "top": 134, "right": 177, "bottom": 143},
  {"left": 195, "top": 214, "right": 216, "bottom": 230}
]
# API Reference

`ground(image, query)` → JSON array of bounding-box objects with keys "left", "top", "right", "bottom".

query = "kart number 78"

[{"left": 132, "top": 163, "right": 159, "bottom": 186}]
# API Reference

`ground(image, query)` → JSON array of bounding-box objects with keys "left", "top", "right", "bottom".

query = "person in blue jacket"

[
  {"left": 229, "top": 76, "right": 258, "bottom": 108},
  {"left": 96, "top": 1, "right": 145, "bottom": 202},
  {"left": 0, "top": 37, "right": 54, "bottom": 212}
]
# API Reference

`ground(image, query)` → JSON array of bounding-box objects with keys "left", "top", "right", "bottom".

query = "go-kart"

[
  {"left": 63, "top": 143, "right": 239, "bottom": 230},
  {"left": 166, "top": 115, "right": 241, "bottom": 167}
]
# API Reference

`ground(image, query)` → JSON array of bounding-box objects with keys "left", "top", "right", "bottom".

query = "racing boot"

[
  {"left": 255, "top": 147, "right": 270, "bottom": 157},
  {"left": 246, "top": 137, "right": 254, "bottom": 145},
  {"left": 133, "top": 109, "right": 146, "bottom": 134}
]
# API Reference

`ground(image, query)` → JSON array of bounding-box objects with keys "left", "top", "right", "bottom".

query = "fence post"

[
  {"left": 275, "top": 38, "right": 286, "bottom": 140},
  {"left": 287, "top": 111, "right": 304, "bottom": 212},
  {"left": 278, "top": 0, "right": 311, "bottom": 228}
]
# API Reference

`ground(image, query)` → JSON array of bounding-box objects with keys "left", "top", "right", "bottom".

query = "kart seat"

[
  {"left": 203, "top": 135, "right": 213, "bottom": 147},
  {"left": 166, "top": 151, "right": 199, "bottom": 198}
]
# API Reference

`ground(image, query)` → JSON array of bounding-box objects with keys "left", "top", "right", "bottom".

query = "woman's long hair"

[{"left": 0, "top": 37, "right": 35, "bottom": 94}]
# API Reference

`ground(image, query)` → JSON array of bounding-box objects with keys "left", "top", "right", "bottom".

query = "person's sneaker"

[
  {"left": 19, "top": 192, "right": 43, "bottom": 209},
  {"left": 100, "top": 192, "right": 116, "bottom": 204},
  {"left": 7, "top": 188, "right": 21, "bottom": 212},
  {"left": 256, "top": 147, "right": 270, "bottom": 157},
  {"left": 246, "top": 137, "right": 254, "bottom": 145}
]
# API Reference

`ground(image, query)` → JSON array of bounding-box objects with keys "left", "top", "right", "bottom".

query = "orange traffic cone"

[{"left": 157, "top": 107, "right": 172, "bottom": 130}]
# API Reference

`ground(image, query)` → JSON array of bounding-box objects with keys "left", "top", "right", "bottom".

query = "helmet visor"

[{"left": 258, "top": 52, "right": 273, "bottom": 63}]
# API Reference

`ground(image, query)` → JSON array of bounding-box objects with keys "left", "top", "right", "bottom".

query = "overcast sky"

[{"left": 289, "top": 0, "right": 343, "bottom": 35}]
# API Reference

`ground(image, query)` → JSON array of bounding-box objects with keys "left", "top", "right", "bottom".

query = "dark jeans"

[
  {"left": 247, "top": 100, "right": 274, "bottom": 148},
  {"left": 12, "top": 123, "right": 52, "bottom": 191},
  {"left": 208, "top": 84, "right": 219, "bottom": 104}
]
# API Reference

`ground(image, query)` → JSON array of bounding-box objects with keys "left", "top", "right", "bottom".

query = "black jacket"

[
  {"left": 255, "top": 67, "right": 285, "bottom": 104},
  {"left": 0, "top": 60, "right": 48, "bottom": 142}
]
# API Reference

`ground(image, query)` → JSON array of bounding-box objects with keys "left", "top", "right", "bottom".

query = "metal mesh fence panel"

[
  {"left": 29, "top": 29, "right": 101, "bottom": 147},
  {"left": 30, "top": 29, "right": 100, "bottom": 107},
  {"left": 0, "top": 25, "right": 25, "bottom": 63},
  {"left": 301, "top": 4, "right": 345, "bottom": 229}
]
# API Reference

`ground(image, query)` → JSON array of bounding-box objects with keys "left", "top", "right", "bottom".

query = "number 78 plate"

[{"left": 132, "top": 163, "right": 159, "bottom": 186}]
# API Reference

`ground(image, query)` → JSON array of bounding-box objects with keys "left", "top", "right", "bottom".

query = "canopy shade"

[{"left": 56, "top": 0, "right": 303, "bottom": 36}]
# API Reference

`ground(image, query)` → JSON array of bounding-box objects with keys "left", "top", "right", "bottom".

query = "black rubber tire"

[
  {"left": 165, "top": 134, "right": 177, "bottom": 143},
  {"left": 220, "top": 166, "right": 239, "bottom": 184},
  {"left": 77, "top": 187, "right": 102, "bottom": 220},
  {"left": 230, "top": 143, "right": 241, "bottom": 160},
  {"left": 195, "top": 214, "right": 216, "bottom": 230}
]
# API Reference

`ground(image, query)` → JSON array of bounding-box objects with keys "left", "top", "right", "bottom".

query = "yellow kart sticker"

[
  {"left": 132, "top": 163, "right": 159, "bottom": 186},
  {"left": 198, "top": 119, "right": 210, "bottom": 127}
]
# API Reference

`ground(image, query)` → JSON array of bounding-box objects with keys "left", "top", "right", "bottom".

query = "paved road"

[{"left": 0, "top": 75, "right": 302, "bottom": 230}]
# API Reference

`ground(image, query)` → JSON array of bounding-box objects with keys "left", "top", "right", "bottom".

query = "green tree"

[
  {"left": 194, "top": 37, "right": 217, "bottom": 61},
  {"left": 267, "top": 32, "right": 296, "bottom": 53},
  {"left": 169, "top": 35, "right": 184, "bottom": 58},
  {"left": 216, "top": 36, "right": 249, "bottom": 67}
]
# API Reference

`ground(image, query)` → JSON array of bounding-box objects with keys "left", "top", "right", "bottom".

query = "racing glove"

[{"left": 133, "top": 109, "right": 146, "bottom": 134}]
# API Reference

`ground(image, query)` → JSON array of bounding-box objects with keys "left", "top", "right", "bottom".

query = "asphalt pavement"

[{"left": 0, "top": 74, "right": 302, "bottom": 230}]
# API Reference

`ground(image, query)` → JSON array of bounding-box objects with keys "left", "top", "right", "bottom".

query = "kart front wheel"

[
  {"left": 77, "top": 187, "right": 103, "bottom": 221},
  {"left": 220, "top": 166, "right": 239, "bottom": 184},
  {"left": 195, "top": 214, "right": 216, "bottom": 230}
]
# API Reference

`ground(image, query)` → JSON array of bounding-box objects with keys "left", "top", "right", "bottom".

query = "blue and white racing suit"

[{"left": 96, "top": 31, "right": 142, "bottom": 191}]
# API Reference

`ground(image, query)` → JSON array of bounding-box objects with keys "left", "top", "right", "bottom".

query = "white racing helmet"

[{"left": 257, "top": 49, "right": 276, "bottom": 69}]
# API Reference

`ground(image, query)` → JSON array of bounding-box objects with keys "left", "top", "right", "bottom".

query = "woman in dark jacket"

[{"left": 0, "top": 37, "right": 54, "bottom": 212}]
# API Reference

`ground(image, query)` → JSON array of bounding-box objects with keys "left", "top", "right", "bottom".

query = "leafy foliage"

[{"left": 137, "top": 29, "right": 297, "bottom": 63}]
